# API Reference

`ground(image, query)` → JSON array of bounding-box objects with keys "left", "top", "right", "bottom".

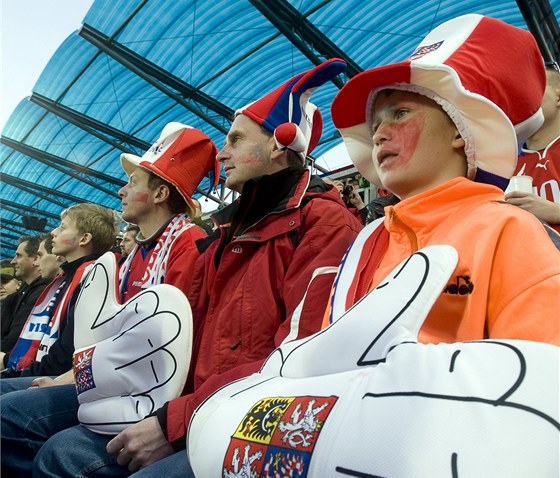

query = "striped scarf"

[
  {"left": 7, "top": 275, "right": 67, "bottom": 371},
  {"left": 119, "top": 213, "right": 195, "bottom": 296}
]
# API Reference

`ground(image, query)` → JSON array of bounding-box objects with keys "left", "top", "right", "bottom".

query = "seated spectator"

[
  {"left": 0, "top": 122, "right": 220, "bottom": 477},
  {"left": 184, "top": 16, "right": 560, "bottom": 478},
  {"left": 0, "top": 236, "right": 48, "bottom": 366},
  {"left": 0, "top": 263, "right": 20, "bottom": 301},
  {"left": 117, "top": 122, "right": 217, "bottom": 301},
  {"left": 0, "top": 203, "right": 118, "bottom": 381},
  {"left": 326, "top": 177, "right": 398, "bottom": 225},
  {"left": 350, "top": 192, "right": 399, "bottom": 226},
  {"left": 1, "top": 234, "right": 63, "bottom": 373},
  {"left": 190, "top": 198, "right": 214, "bottom": 234},
  {"left": 506, "top": 61, "right": 560, "bottom": 233},
  {"left": 327, "top": 14, "right": 559, "bottom": 343},
  {"left": 119, "top": 223, "right": 139, "bottom": 262},
  {"left": 35, "top": 234, "right": 64, "bottom": 282}
]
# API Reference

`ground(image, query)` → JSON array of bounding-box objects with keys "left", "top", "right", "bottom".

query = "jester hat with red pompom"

[{"left": 236, "top": 58, "right": 347, "bottom": 161}]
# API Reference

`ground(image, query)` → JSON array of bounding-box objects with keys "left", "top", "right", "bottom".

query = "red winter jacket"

[{"left": 160, "top": 167, "right": 363, "bottom": 447}]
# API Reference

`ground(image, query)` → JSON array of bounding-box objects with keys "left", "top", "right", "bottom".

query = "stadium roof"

[{"left": 1, "top": 0, "right": 559, "bottom": 258}]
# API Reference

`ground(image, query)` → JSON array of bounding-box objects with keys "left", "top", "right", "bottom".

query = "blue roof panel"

[{"left": 1, "top": 0, "right": 558, "bottom": 257}]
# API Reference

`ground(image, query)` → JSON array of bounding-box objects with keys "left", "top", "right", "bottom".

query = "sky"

[{"left": 1, "top": 0, "right": 94, "bottom": 131}]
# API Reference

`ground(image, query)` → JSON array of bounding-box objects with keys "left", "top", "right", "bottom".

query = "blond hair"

[{"left": 61, "top": 203, "right": 119, "bottom": 254}]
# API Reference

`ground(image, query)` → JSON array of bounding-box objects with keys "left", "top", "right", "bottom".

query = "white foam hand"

[
  {"left": 188, "top": 246, "right": 559, "bottom": 477},
  {"left": 261, "top": 245, "right": 458, "bottom": 377},
  {"left": 73, "top": 252, "right": 192, "bottom": 435}
]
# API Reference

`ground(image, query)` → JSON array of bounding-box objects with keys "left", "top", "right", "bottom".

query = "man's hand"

[
  {"left": 30, "top": 377, "right": 60, "bottom": 388},
  {"left": 505, "top": 191, "right": 560, "bottom": 225},
  {"left": 30, "top": 369, "right": 74, "bottom": 388},
  {"left": 348, "top": 191, "right": 365, "bottom": 210},
  {"left": 106, "top": 416, "right": 175, "bottom": 472}
]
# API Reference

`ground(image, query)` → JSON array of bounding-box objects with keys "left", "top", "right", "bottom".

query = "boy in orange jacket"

[{"left": 328, "top": 14, "right": 559, "bottom": 345}]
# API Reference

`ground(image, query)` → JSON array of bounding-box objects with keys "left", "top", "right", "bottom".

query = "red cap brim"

[{"left": 331, "top": 62, "right": 411, "bottom": 129}]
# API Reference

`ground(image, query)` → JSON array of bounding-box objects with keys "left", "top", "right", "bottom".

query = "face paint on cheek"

[
  {"left": 132, "top": 192, "right": 150, "bottom": 203},
  {"left": 390, "top": 114, "right": 425, "bottom": 169},
  {"left": 61, "top": 238, "right": 78, "bottom": 246}
]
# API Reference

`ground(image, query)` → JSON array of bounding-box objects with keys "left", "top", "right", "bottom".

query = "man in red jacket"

[{"left": 25, "top": 59, "right": 362, "bottom": 478}]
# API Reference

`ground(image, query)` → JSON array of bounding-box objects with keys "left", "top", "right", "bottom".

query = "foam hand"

[
  {"left": 73, "top": 252, "right": 192, "bottom": 435},
  {"left": 261, "top": 245, "right": 458, "bottom": 377},
  {"left": 188, "top": 246, "right": 559, "bottom": 477}
]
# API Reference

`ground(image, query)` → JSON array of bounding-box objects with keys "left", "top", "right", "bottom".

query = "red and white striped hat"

[
  {"left": 331, "top": 14, "right": 546, "bottom": 187},
  {"left": 121, "top": 123, "right": 219, "bottom": 214}
]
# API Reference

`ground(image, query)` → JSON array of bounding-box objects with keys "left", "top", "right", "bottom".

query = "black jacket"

[{"left": 1, "top": 275, "right": 49, "bottom": 364}]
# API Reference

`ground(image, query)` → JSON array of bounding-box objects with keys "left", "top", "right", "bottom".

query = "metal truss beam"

[
  {"left": 2, "top": 174, "right": 82, "bottom": 207},
  {"left": 1, "top": 243, "right": 18, "bottom": 255},
  {"left": 249, "top": 0, "right": 362, "bottom": 84},
  {"left": 2, "top": 217, "right": 44, "bottom": 233},
  {"left": 79, "top": 23, "right": 233, "bottom": 134},
  {"left": 516, "top": 0, "right": 560, "bottom": 62},
  {"left": 1, "top": 231, "right": 21, "bottom": 242},
  {"left": 1, "top": 199, "right": 61, "bottom": 221},
  {"left": 2, "top": 223, "right": 28, "bottom": 237},
  {"left": 19, "top": 101, "right": 223, "bottom": 204},
  {"left": 2, "top": 136, "right": 124, "bottom": 197},
  {"left": 1, "top": 204, "right": 58, "bottom": 230},
  {"left": 30, "top": 93, "right": 149, "bottom": 153}
]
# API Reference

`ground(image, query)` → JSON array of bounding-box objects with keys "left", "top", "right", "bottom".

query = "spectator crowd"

[{"left": 1, "top": 13, "right": 559, "bottom": 478}]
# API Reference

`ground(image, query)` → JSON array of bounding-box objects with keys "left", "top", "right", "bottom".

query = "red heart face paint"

[
  {"left": 118, "top": 167, "right": 155, "bottom": 224},
  {"left": 375, "top": 113, "right": 424, "bottom": 172},
  {"left": 132, "top": 192, "right": 150, "bottom": 203},
  {"left": 370, "top": 90, "right": 467, "bottom": 199},
  {"left": 51, "top": 217, "right": 83, "bottom": 259}
]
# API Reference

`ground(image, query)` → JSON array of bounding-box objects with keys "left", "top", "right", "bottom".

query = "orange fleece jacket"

[{"left": 328, "top": 177, "right": 560, "bottom": 345}]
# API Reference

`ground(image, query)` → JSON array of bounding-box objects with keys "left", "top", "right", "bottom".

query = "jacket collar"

[
  {"left": 60, "top": 253, "right": 99, "bottom": 276},
  {"left": 212, "top": 166, "right": 334, "bottom": 244},
  {"left": 384, "top": 177, "right": 504, "bottom": 232},
  {"left": 213, "top": 166, "right": 323, "bottom": 233}
]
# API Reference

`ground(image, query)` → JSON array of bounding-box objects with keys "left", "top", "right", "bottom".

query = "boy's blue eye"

[{"left": 395, "top": 109, "right": 409, "bottom": 119}]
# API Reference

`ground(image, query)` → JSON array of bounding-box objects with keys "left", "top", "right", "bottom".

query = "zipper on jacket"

[{"left": 388, "top": 208, "right": 418, "bottom": 253}]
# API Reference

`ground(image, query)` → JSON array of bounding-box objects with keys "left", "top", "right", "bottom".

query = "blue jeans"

[
  {"left": 0, "top": 380, "right": 194, "bottom": 478},
  {"left": 0, "top": 375, "right": 53, "bottom": 394},
  {"left": 131, "top": 452, "right": 193, "bottom": 478},
  {"left": 0, "top": 383, "right": 79, "bottom": 477},
  {"left": 33, "top": 424, "right": 194, "bottom": 478}
]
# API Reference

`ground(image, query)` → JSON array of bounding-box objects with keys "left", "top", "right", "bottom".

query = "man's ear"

[
  {"left": 269, "top": 137, "right": 289, "bottom": 164},
  {"left": 153, "top": 184, "right": 170, "bottom": 205}
]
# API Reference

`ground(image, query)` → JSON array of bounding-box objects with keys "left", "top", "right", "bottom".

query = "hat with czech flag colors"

[
  {"left": 331, "top": 14, "right": 546, "bottom": 189},
  {"left": 121, "top": 123, "right": 219, "bottom": 215},
  {"left": 237, "top": 58, "right": 347, "bottom": 161}
]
